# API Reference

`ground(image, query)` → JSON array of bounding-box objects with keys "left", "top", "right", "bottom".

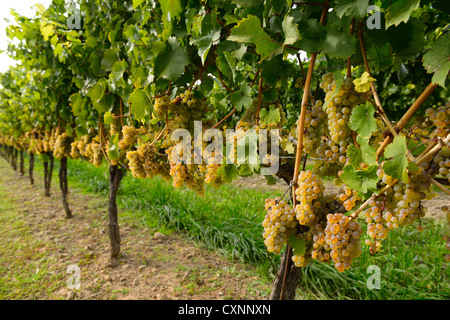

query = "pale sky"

[{"left": 0, "top": 0, "right": 53, "bottom": 73}]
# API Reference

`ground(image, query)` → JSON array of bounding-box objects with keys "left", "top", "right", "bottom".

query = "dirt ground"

[{"left": 0, "top": 159, "right": 270, "bottom": 300}]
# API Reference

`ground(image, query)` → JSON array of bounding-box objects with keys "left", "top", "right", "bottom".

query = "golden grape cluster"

[
  {"left": 424, "top": 102, "right": 450, "bottom": 140},
  {"left": 324, "top": 214, "right": 363, "bottom": 272},
  {"left": 70, "top": 134, "right": 103, "bottom": 167},
  {"left": 119, "top": 125, "right": 138, "bottom": 151},
  {"left": 338, "top": 184, "right": 361, "bottom": 212},
  {"left": 263, "top": 170, "right": 362, "bottom": 272},
  {"left": 294, "top": 170, "right": 325, "bottom": 226},
  {"left": 302, "top": 100, "right": 328, "bottom": 155},
  {"left": 263, "top": 198, "right": 297, "bottom": 255},
  {"left": 317, "top": 73, "right": 364, "bottom": 165},
  {"left": 126, "top": 142, "right": 171, "bottom": 180},
  {"left": 362, "top": 166, "right": 434, "bottom": 251},
  {"left": 53, "top": 131, "right": 72, "bottom": 159}
]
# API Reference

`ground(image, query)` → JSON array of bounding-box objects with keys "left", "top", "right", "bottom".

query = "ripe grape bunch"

[
  {"left": 324, "top": 213, "right": 363, "bottom": 272},
  {"left": 118, "top": 125, "right": 138, "bottom": 151},
  {"left": 302, "top": 99, "right": 328, "bottom": 156},
  {"left": 53, "top": 131, "right": 72, "bottom": 160},
  {"left": 262, "top": 198, "right": 297, "bottom": 255},
  {"left": 316, "top": 73, "right": 365, "bottom": 165},
  {"left": 294, "top": 170, "right": 325, "bottom": 226},
  {"left": 421, "top": 102, "right": 450, "bottom": 183},
  {"left": 126, "top": 143, "right": 170, "bottom": 180},
  {"left": 363, "top": 166, "right": 433, "bottom": 251}
]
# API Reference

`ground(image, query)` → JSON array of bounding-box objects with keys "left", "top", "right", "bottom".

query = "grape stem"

[
  {"left": 255, "top": 76, "right": 263, "bottom": 126},
  {"left": 147, "top": 113, "right": 178, "bottom": 150},
  {"left": 416, "top": 133, "right": 450, "bottom": 165},
  {"left": 276, "top": 182, "right": 293, "bottom": 205},
  {"left": 357, "top": 21, "right": 398, "bottom": 140},
  {"left": 99, "top": 116, "right": 111, "bottom": 166},
  {"left": 216, "top": 68, "right": 234, "bottom": 93},
  {"left": 430, "top": 178, "right": 450, "bottom": 195},
  {"left": 211, "top": 107, "right": 236, "bottom": 129},
  {"left": 376, "top": 82, "right": 438, "bottom": 157},
  {"left": 408, "top": 138, "right": 439, "bottom": 154},
  {"left": 295, "top": 53, "right": 315, "bottom": 104}
]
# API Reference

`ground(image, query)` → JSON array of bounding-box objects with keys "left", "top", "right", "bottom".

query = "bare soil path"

[{"left": 0, "top": 159, "right": 269, "bottom": 300}]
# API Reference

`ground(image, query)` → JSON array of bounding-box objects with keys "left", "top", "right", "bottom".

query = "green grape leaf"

[
  {"left": 89, "top": 82, "right": 105, "bottom": 104},
  {"left": 407, "top": 161, "right": 420, "bottom": 174},
  {"left": 349, "top": 102, "right": 377, "bottom": 138},
  {"left": 346, "top": 136, "right": 377, "bottom": 168},
  {"left": 298, "top": 19, "right": 326, "bottom": 53},
  {"left": 129, "top": 88, "right": 151, "bottom": 121},
  {"left": 89, "top": 52, "right": 101, "bottom": 75},
  {"left": 189, "top": 13, "right": 221, "bottom": 65},
  {"left": 382, "top": 136, "right": 409, "bottom": 183},
  {"left": 282, "top": 15, "right": 300, "bottom": 46},
  {"left": 322, "top": 28, "right": 356, "bottom": 59},
  {"left": 340, "top": 165, "right": 379, "bottom": 198},
  {"left": 131, "top": 66, "right": 152, "bottom": 88},
  {"left": 104, "top": 111, "right": 113, "bottom": 125},
  {"left": 133, "top": 0, "right": 145, "bottom": 9},
  {"left": 229, "top": 15, "right": 282, "bottom": 60},
  {"left": 158, "top": 0, "right": 183, "bottom": 20},
  {"left": 85, "top": 36, "right": 98, "bottom": 49},
  {"left": 259, "top": 108, "right": 280, "bottom": 125},
  {"left": 231, "top": 84, "right": 252, "bottom": 111},
  {"left": 238, "top": 163, "right": 259, "bottom": 176},
  {"left": 288, "top": 235, "right": 306, "bottom": 257},
  {"left": 231, "top": 0, "right": 261, "bottom": 5},
  {"left": 422, "top": 33, "right": 450, "bottom": 88},
  {"left": 101, "top": 48, "right": 120, "bottom": 72},
  {"left": 217, "top": 164, "right": 239, "bottom": 183},
  {"left": 154, "top": 36, "right": 190, "bottom": 81},
  {"left": 69, "top": 93, "right": 83, "bottom": 117},
  {"left": 76, "top": 124, "right": 88, "bottom": 138},
  {"left": 216, "top": 51, "right": 237, "bottom": 82},
  {"left": 385, "top": 0, "right": 420, "bottom": 29},
  {"left": 94, "top": 95, "right": 113, "bottom": 113},
  {"left": 335, "top": 0, "right": 369, "bottom": 20},
  {"left": 108, "top": 134, "right": 120, "bottom": 160},
  {"left": 110, "top": 60, "right": 128, "bottom": 81}
]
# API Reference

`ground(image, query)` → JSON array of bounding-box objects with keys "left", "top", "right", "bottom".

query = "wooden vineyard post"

[
  {"left": 108, "top": 164, "right": 125, "bottom": 261},
  {"left": 270, "top": 0, "right": 329, "bottom": 300},
  {"left": 19, "top": 150, "right": 25, "bottom": 176},
  {"left": 43, "top": 152, "right": 54, "bottom": 197},
  {"left": 29, "top": 153, "right": 34, "bottom": 186},
  {"left": 59, "top": 157, "right": 72, "bottom": 218}
]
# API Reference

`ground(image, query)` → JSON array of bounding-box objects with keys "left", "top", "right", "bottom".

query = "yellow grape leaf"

[
  {"left": 353, "top": 71, "right": 376, "bottom": 93},
  {"left": 281, "top": 139, "right": 295, "bottom": 154},
  {"left": 40, "top": 22, "right": 55, "bottom": 41}
]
